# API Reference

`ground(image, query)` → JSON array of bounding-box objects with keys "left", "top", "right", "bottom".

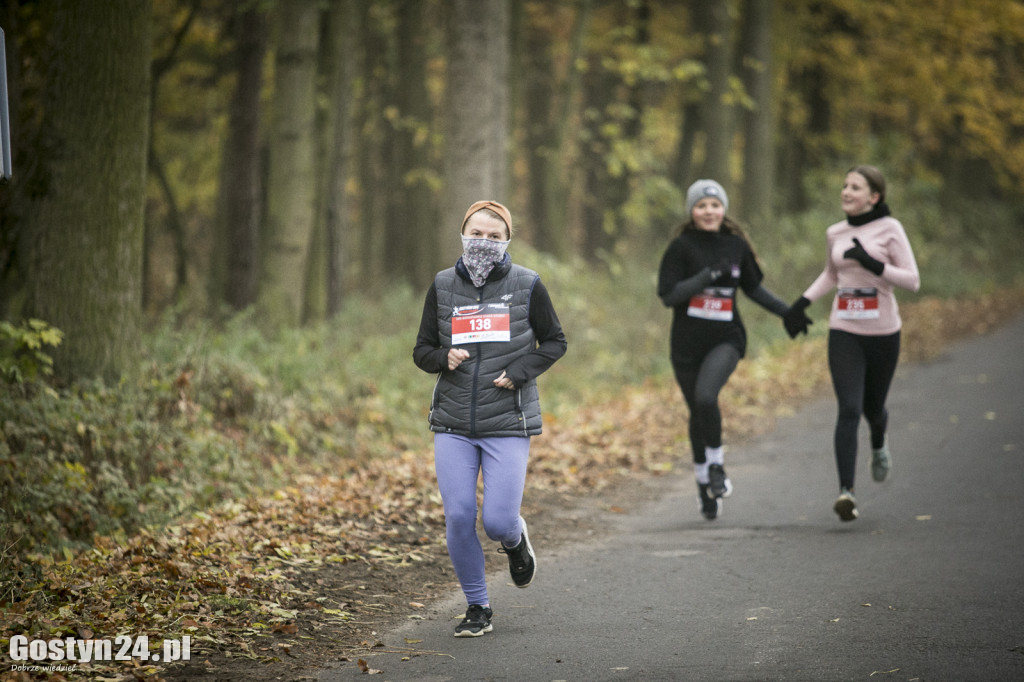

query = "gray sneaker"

[
  {"left": 834, "top": 488, "right": 858, "bottom": 522},
  {"left": 871, "top": 440, "right": 891, "bottom": 482}
]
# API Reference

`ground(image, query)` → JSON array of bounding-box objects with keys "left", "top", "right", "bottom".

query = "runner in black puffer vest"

[
  {"left": 413, "top": 200, "right": 566, "bottom": 638},
  {"left": 430, "top": 263, "right": 543, "bottom": 438}
]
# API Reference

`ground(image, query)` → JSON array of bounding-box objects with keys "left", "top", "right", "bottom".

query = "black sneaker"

[
  {"left": 454, "top": 604, "right": 493, "bottom": 638},
  {"left": 708, "top": 464, "right": 733, "bottom": 499},
  {"left": 698, "top": 483, "right": 719, "bottom": 520},
  {"left": 834, "top": 488, "right": 858, "bottom": 522},
  {"left": 497, "top": 519, "right": 536, "bottom": 588}
]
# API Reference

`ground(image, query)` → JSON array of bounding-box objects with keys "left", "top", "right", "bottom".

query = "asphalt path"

[{"left": 320, "top": 315, "right": 1024, "bottom": 682}]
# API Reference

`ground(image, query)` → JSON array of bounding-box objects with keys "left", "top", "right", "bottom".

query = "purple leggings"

[{"left": 434, "top": 433, "right": 530, "bottom": 606}]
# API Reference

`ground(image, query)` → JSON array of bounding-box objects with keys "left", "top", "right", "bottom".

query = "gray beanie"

[{"left": 686, "top": 179, "right": 729, "bottom": 214}]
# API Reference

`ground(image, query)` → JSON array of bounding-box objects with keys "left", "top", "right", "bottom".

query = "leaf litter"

[{"left": 2, "top": 291, "right": 1022, "bottom": 682}]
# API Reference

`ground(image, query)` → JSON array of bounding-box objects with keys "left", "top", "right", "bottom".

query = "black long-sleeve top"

[{"left": 657, "top": 229, "right": 787, "bottom": 364}]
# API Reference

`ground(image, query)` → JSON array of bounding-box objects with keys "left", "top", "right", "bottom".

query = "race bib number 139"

[
  {"left": 451, "top": 303, "right": 511, "bottom": 344},
  {"left": 687, "top": 287, "right": 735, "bottom": 321}
]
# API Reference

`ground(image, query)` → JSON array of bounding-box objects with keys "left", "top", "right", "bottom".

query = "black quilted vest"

[{"left": 430, "top": 263, "right": 542, "bottom": 437}]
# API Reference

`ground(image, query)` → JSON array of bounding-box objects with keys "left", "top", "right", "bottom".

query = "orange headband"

[{"left": 461, "top": 200, "right": 512, "bottom": 238}]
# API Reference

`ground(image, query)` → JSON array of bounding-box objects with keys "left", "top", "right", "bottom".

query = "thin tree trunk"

[
  {"left": 214, "top": 4, "right": 265, "bottom": 313},
  {"left": 581, "top": 1, "right": 646, "bottom": 261},
  {"left": 701, "top": 0, "right": 735, "bottom": 186},
  {"left": 304, "top": 1, "right": 340, "bottom": 323},
  {"left": 356, "top": 2, "right": 389, "bottom": 289},
  {"left": 258, "top": 0, "right": 319, "bottom": 329},
  {"left": 393, "top": 0, "right": 439, "bottom": 288},
  {"left": 672, "top": 0, "right": 708, "bottom": 188},
  {"left": 740, "top": 0, "right": 774, "bottom": 225},
  {"left": 325, "top": 0, "right": 361, "bottom": 314},
  {"left": 146, "top": 0, "right": 198, "bottom": 309},
  {"left": 527, "top": 0, "right": 591, "bottom": 258}
]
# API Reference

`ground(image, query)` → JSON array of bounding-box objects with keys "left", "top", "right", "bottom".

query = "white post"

[{"left": 0, "top": 27, "right": 12, "bottom": 181}]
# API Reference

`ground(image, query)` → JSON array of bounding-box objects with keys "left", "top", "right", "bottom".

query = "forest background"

[{"left": 1, "top": 0, "right": 1023, "bottom": 666}]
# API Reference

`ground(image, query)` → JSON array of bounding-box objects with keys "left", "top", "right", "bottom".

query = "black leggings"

[
  {"left": 673, "top": 344, "right": 741, "bottom": 464},
  {"left": 828, "top": 329, "right": 901, "bottom": 491}
]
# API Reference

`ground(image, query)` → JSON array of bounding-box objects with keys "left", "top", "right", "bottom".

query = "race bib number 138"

[{"left": 451, "top": 303, "right": 511, "bottom": 344}]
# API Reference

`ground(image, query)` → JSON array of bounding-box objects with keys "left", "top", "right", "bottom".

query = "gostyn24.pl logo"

[{"left": 8, "top": 634, "right": 191, "bottom": 664}]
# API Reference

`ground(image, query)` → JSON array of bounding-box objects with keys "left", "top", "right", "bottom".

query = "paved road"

[{"left": 320, "top": 316, "right": 1024, "bottom": 682}]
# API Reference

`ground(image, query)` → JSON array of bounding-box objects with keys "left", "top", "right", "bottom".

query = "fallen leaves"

[
  {"left": 0, "top": 452, "right": 450, "bottom": 680},
  {"left": 356, "top": 658, "right": 383, "bottom": 674},
  {"left": 2, "top": 290, "right": 1021, "bottom": 681}
]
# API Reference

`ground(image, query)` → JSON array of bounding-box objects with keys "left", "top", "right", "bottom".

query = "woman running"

[
  {"left": 658, "top": 179, "right": 798, "bottom": 520},
  {"left": 784, "top": 165, "right": 920, "bottom": 521}
]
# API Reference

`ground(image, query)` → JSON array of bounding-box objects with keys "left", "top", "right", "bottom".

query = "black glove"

[
  {"left": 706, "top": 258, "right": 732, "bottom": 283},
  {"left": 783, "top": 296, "right": 812, "bottom": 338},
  {"left": 843, "top": 238, "right": 885, "bottom": 276}
]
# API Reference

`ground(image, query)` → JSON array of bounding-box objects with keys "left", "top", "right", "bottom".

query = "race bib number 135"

[{"left": 837, "top": 287, "right": 880, "bottom": 319}]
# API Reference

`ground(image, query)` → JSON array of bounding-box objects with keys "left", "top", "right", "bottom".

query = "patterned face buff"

[{"left": 461, "top": 236, "right": 510, "bottom": 287}]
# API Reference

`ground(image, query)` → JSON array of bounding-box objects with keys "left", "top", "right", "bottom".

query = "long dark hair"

[{"left": 679, "top": 215, "right": 758, "bottom": 258}]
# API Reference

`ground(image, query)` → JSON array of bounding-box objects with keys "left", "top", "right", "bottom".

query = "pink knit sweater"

[{"left": 802, "top": 215, "right": 920, "bottom": 336}]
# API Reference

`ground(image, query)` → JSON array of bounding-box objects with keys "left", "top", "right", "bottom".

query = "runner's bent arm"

[
  {"left": 412, "top": 283, "right": 450, "bottom": 374},
  {"left": 877, "top": 224, "right": 920, "bottom": 292},
  {"left": 501, "top": 279, "right": 567, "bottom": 387},
  {"left": 657, "top": 240, "right": 716, "bottom": 308}
]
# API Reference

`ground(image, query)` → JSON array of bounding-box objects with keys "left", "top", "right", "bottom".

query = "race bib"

[
  {"left": 451, "top": 303, "right": 511, "bottom": 344},
  {"left": 688, "top": 287, "right": 735, "bottom": 321},
  {"left": 837, "top": 287, "right": 880, "bottom": 319}
]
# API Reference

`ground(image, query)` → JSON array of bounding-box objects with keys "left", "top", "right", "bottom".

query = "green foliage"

[{"left": 0, "top": 319, "right": 64, "bottom": 384}]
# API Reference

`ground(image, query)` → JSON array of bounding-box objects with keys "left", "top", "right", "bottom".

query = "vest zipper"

[
  {"left": 469, "top": 341, "right": 482, "bottom": 437},
  {"left": 515, "top": 387, "right": 527, "bottom": 437}
]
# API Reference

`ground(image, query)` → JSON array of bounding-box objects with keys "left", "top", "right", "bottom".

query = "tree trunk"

[
  {"left": 672, "top": 0, "right": 709, "bottom": 188},
  {"left": 740, "top": 0, "right": 774, "bottom": 225},
  {"left": 258, "top": 0, "right": 319, "bottom": 329},
  {"left": 214, "top": 3, "right": 266, "bottom": 313},
  {"left": 443, "top": 0, "right": 509, "bottom": 262},
  {"left": 304, "top": 1, "right": 341, "bottom": 323},
  {"left": 700, "top": 0, "right": 735, "bottom": 186},
  {"left": 519, "top": 0, "right": 591, "bottom": 258},
  {"left": 580, "top": 1, "right": 647, "bottom": 262},
  {"left": 356, "top": 2, "right": 388, "bottom": 288},
  {"left": 324, "top": 0, "right": 361, "bottom": 314},
  {"left": 392, "top": 0, "right": 440, "bottom": 289},
  {"left": 26, "top": 0, "right": 151, "bottom": 383},
  {"left": 146, "top": 1, "right": 198, "bottom": 311}
]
